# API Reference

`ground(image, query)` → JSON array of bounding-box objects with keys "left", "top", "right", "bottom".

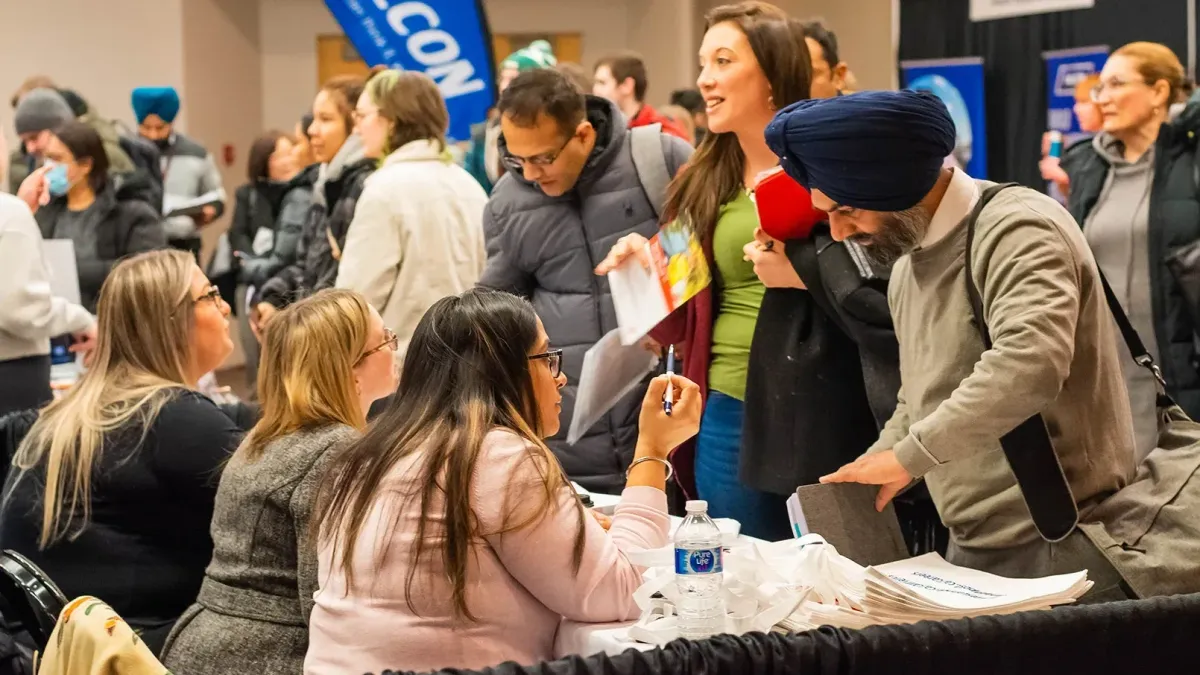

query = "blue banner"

[
  {"left": 324, "top": 0, "right": 496, "bottom": 143},
  {"left": 901, "top": 57, "right": 988, "bottom": 180},
  {"left": 1043, "top": 46, "right": 1108, "bottom": 137}
]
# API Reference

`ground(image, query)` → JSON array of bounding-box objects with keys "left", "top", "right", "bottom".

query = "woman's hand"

[
  {"left": 251, "top": 302, "right": 278, "bottom": 341},
  {"left": 591, "top": 510, "right": 613, "bottom": 531},
  {"left": 636, "top": 374, "right": 702, "bottom": 459},
  {"left": 1039, "top": 156, "right": 1070, "bottom": 195},
  {"left": 17, "top": 167, "right": 49, "bottom": 213},
  {"left": 595, "top": 233, "right": 651, "bottom": 275},
  {"left": 743, "top": 227, "right": 805, "bottom": 289}
]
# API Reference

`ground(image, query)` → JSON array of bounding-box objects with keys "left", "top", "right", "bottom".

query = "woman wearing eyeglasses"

[
  {"left": 1065, "top": 42, "right": 1200, "bottom": 460},
  {"left": 161, "top": 289, "right": 397, "bottom": 675},
  {"left": 304, "top": 289, "right": 702, "bottom": 674},
  {"left": 0, "top": 249, "right": 239, "bottom": 655}
]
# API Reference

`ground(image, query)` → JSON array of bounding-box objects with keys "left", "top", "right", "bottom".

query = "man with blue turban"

[
  {"left": 131, "top": 86, "right": 228, "bottom": 288},
  {"left": 767, "top": 91, "right": 1134, "bottom": 598}
]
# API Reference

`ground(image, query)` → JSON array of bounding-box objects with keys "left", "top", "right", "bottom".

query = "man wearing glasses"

[{"left": 478, "top": 68, "right": 692, "bottom": 495}]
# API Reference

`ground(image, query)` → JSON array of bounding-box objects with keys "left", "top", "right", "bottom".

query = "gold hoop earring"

[{"left": 768, "top": 95, "right": 776, "bottom": 111}]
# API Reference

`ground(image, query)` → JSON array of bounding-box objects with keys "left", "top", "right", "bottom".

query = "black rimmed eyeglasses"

[{"left": 528, "top": 348, "right": 563, "bottom": 378}]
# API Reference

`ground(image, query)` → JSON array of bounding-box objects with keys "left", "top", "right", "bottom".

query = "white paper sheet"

[
  {"left": 42, "top": 239, "right": 80, "bottom": 305},
  {"left": 607, "top": 252, "right": 672, "bottom": 346},
  {"left": 567, "top": 328, "right": 659, "bottom": 445}
]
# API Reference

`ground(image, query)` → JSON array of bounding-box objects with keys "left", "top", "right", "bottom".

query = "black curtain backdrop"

[{"left": 898, "top": 0, "right": 1190, "bottom": 188}]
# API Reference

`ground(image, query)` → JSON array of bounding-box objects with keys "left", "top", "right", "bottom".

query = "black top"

[{"left": 0, "top": 389, "right": 241, "bottom": 637}]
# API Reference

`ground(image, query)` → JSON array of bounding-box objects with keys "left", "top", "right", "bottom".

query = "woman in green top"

[{"left": 597, "top": 2, "right": 811, "bottom": 539}]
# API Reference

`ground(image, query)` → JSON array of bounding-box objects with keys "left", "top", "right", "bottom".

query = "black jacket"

[
  {"left": 34, "top": 179, "right": 166, "bottom": 312},
  {"left": 229, "top": 165, "right": 317, "bottom": 288},
  {"left": 1066, "top": 104, "right": 1200, "bottom": 418},
  {"left": 255, "top": 158, "right": 375, "bottom": 309},
  {"left": 741, "top": 226, "right": 896, "bottom": 496},
  {"left": 0, "top": 389, "right": 241, "bottom": 654}
]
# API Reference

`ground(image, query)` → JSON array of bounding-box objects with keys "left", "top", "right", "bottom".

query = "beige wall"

[
  {"left": 259, "top": 0, "right": 340, "bottom": 132},
  {"left": 0, "top": 0, "right": 185, "bottom": 150},
  {"left": 777, "top": 0, "right": 898, "bottom": 91}
]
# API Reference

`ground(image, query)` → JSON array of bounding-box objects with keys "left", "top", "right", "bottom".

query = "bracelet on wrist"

[{"left": 625, "top": 456, "right": 673, "bottom": 481}]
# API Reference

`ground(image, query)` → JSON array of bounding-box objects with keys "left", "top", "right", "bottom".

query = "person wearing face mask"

[
  {"left": 16, "top": 121, "right": 165, "bottom": 312},
  {"left": 1063, "top": 43, "right": 1200, "bottom": 450},
  {"left": 336, "top": 70, "right": 487, "bottom": 362},
  {"left": 131, "top": 87, "right": 227, "bottom": 262},
  {"left": 596, "top": 2, "right": 812, "bottom": 540},
  {"left": 228, "top": 130, "right": 315, "bottom": 394},
  {"left": 251, "top": 75, "right": 378, "bottom": 335}
]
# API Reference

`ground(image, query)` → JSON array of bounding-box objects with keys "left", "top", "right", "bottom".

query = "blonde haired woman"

[
  {"left": 0, "top": 249, "right": 239, "bottom": 655},
  {"left": 1067, "top": 41, "right": 1200, "bottom": 458},
  {"left": 161, "top": 289, "right": 397, "bottom": 675},
  {"left": 335, "top": 69, "right": 488, "bottom": 361}
]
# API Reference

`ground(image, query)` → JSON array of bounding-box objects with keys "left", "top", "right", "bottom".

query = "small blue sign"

[
  {"left": 324, "top": 0, "right": 497, "bottom": 143},
  {"left": 1043, "top": 46, "right": 1109, "bottom": 135},
  {"left": 902, "top": 57, "right": 988, "bottom": 179}
]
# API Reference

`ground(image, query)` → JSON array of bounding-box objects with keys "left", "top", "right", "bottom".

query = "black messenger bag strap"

[{"left": 963, "top": 183, "right": 1079, "bottom": 542}]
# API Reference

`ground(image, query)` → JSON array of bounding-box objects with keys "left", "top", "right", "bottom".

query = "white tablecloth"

[{"left": 554, "top": 510, "right": 767, "bottom": 659}]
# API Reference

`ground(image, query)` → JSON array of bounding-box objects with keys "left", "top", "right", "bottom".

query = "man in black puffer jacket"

[{"left": 479, "top": 69, "right": 692, "bottom": 494}]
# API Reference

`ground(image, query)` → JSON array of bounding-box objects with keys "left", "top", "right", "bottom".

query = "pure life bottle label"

[{"left": 675, "top": 547, "right": 723, "bottom": 575}]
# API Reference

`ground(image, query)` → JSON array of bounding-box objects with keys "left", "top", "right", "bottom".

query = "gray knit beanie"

[{"left": 14, "top": 88, "right": 74, "bottom": 135}]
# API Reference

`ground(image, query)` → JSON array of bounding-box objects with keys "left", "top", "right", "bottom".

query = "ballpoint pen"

[{"left": 663, "top": 344, "right": 675, "bottom": 416}]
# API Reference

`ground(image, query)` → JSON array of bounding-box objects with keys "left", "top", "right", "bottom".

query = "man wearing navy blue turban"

[{"left": 767, "top": 91, "right": 1135, "bottom": 598}]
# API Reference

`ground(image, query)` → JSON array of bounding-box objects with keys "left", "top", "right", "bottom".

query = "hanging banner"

[
  {"left": 902, "top": 57, "right": 988, "bottom": 179},
  {"left": 1043, "top": 46, "right": 1108, "bottom": 135},
  {"left": 970, "top": 0, "right": 1094, "bottom": 22},
  {"left": 324, "top": 0, "right": 497, "bottom": 143}
]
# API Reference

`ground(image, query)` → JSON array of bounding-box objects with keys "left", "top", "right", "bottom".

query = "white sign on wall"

[{"left": 970, "top": 0, "right": 1095, "bottom": 22}]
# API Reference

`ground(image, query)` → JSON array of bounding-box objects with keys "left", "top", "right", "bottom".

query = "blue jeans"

[{"left": 693, "top": 391, "right": 792, "bottom": 541}]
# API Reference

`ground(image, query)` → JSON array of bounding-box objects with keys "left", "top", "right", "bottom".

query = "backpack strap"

[
  {"left": 963, "top": 183, "right": 1080, "bottom": 542},
  {"left": 629, "top": 123, "right": 670, "bottom": 220}
]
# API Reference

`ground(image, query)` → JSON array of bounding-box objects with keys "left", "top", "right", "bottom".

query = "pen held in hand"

[{"left": 663, "top": 344, "right": 675, "bottom": 416}]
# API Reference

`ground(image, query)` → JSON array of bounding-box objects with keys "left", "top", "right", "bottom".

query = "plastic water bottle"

[{"left": 674, "top": 500, "right": 725, "bottom": 639}]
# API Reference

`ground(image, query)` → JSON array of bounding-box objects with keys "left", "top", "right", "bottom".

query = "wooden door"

[
  {"left": 317, "top": 35, "right": 370, "bottom": 86},
  {"left": 492, "top": 33, "right": 584, "bottom": 69}
]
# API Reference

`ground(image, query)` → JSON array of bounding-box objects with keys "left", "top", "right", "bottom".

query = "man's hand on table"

[{"left": 820, "top": 449, "right": 913, "bottom": 512}]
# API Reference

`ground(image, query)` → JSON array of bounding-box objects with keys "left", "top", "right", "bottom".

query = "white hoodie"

[{"left": 0, "top": 193, "right": 93, "bottom": 362}]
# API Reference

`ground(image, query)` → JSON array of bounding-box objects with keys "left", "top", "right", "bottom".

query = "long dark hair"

[
  {"left": 663, "top": 2, "right": 811, "bottom": 240},
  {"left": 314, "top": 289, "right": 586, "bottom": 621},
  {"left": 247, "top": 130, "right": 286, "bottom": 182},
  {"left": 51, "top": 120, "right": 109, "bottom": 194}
]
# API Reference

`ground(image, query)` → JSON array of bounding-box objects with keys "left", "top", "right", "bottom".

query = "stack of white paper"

[{"left": 776, "top": 545, "right": 1092, "bottom": 632}]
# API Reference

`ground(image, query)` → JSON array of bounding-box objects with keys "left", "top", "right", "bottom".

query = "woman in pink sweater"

[{"left": 305, "top": 289, "right": 702, "bottom": 674}]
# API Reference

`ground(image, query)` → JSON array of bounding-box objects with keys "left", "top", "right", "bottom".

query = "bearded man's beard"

[{"left": 849, "top": 206, "right": 933, "bottom": 267}]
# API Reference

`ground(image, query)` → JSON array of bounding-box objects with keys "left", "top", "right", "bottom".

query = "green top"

[{"left": 708, "top": 191, "right": 765, "bottom": 401}]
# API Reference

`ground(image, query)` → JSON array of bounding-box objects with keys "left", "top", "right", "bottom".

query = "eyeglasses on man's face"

[{"left": 501, "top": 134, "right": 578, "bottom": 173}]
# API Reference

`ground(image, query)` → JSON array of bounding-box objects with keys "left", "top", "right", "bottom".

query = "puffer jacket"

[
  {"left": 34, "top": 178, "right": 167, "bottom": 312},
  {"left": 479, "top": 96, "right": 693, "bottom": 493},
  {"left": 1067, "top": 101, "right": 1200, "bottom": 418},
  {"left": 230, "top": 164, "right": 318, "bottom": 288},
  {"left": 255, "top": 137, "right": 375, "bottom": 309}
]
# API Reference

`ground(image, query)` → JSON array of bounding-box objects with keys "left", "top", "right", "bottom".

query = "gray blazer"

[{"left": 161, "top": 424, "right": 357, "bottom": 675}]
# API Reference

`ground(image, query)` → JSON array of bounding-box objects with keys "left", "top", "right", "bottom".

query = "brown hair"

[
  {"left": 365, "top": 70, "right": 449, "bottom": 153},
  {"left": 554, "top": 62, "right": 593, "bottom": 94},
  {"left": 11, "top": 75, "right": 56, "bottom": 109},
  {"left": 595, "top": 51, "right": 649, "bottom": 101},
  {"left": 663, "top": 2, "right": 811, "bottom": 240},
  {"left": 320, "top": 74, "right": 369, "bottom": 136},
  {"left": 239, "top": 289, "right": 371, "bottom": 463},
  {"left": 247, "top": 130, "right": 288, "bottom": 182},
  {"left": 1113, "top": 42, "right": 1193, "bottom": 104}
]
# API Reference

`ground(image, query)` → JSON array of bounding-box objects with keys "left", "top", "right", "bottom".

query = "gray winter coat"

[
  {"left": 479, "top": 97, "right": 692, "bottom": 493},
  {"left": 161, "top": 424, "right": 357, "bottom": 675}
]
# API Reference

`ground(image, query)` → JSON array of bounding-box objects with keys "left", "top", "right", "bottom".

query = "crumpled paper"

[{"left": 624, "top": 536, "right": 838, "bottom": 644}]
